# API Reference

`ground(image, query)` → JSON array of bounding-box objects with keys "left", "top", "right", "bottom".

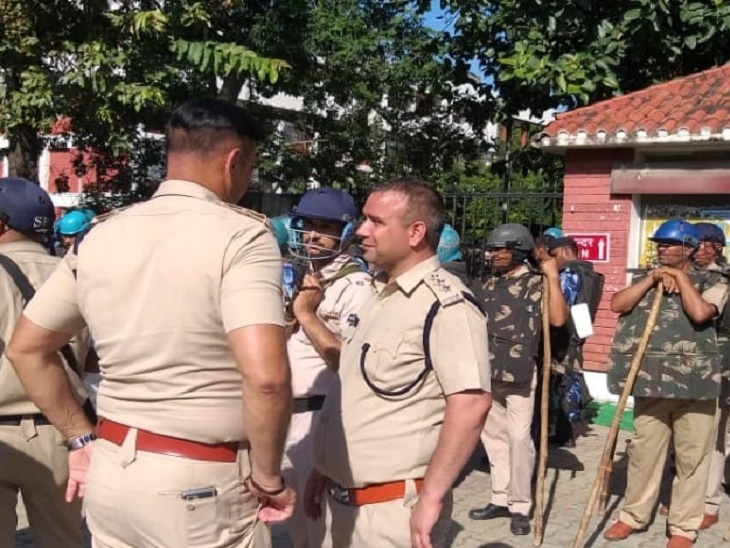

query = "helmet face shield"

[{"left": 287, "top": 216, "right": 354, "bottom": 263}]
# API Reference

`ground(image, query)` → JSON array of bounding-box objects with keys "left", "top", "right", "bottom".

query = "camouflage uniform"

[
  {"left": 608, "top": 270, "right": 729, "bottom": 541},
  {"left": 701, "top": 262, "right": 730, "bottom": 517},
  {"left": 479, "top": 265, "right": 543, "bottom": 516}
]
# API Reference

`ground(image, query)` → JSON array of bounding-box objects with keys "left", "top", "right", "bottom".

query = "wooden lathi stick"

[
  {"left": 572, "top": 282, "right": 663, "bottom": 548},
  {"left": 533, "top": 277, "right": 552, "bottom": 546}
]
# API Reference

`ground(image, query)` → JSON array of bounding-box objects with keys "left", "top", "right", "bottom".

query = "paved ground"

[{"left": 15, "top": 423, "right": 730, "bottom": 546}]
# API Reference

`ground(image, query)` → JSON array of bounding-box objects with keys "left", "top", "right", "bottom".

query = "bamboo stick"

[
  {"left": 572, "top": 282, "right": 664, "bottom": 548},
  {"left": 533, "top": 277, "right": 552, "bottom": 546}
]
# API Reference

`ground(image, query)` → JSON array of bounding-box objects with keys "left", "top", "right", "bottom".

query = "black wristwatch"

[{"left": 66, "top": 432, "right": 98, "bottom": 451}]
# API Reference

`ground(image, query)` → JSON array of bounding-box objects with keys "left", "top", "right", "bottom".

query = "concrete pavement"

[{"left": 15, "top": 423, "right": 730, "bottom": 546}]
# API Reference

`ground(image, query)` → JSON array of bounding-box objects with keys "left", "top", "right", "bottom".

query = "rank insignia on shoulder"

[{"left": 347, "top": 314, "right": 360, "bottom": 327}]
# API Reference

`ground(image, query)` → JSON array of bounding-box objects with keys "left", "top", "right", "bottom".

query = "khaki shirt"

[
  {"left": 24, "top": 180, "right": 284, "bottom": 443},
  {"left": 313, "top": 256, "right": 490, "bottom": 487},
  {"left": 288, "top": 255, "right": 374, "bottom": 398},
  {"left": 0, "top": 241, "right": 88, "bottom": 415}
]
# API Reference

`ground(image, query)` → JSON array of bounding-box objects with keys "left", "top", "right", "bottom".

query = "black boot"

[
  {"left": 510, "top": 513, "right": 531, "bottom": 535},
  {"left": 468, "top": 503, "right": 510, "bottom": 521}
]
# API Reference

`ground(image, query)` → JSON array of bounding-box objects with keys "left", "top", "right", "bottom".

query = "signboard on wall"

[
  {"left": 640, "top": 204, "right": 730, "bottom": 267},
  {"left": 564, "top": 233, "right": 611, "bottom": 263}
]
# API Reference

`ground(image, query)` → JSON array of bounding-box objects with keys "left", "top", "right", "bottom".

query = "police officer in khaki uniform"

[
  {"left": 304, "top": 179, "right": 491, "bottom": 548},
  {"left": 468, "top": 224, "right": 567, "bottom": 536},
  {"left": 604, "top": 219, "right": 728, "bottom": 548},
  {"left": 0, "top": 177, "right": 89, "bottom": 547},
  {"left": 6, "top": 98, "right": 295, "bottom": 548},
  {"left": 283, "top": 188, "right": 374, "bottom": 547}
]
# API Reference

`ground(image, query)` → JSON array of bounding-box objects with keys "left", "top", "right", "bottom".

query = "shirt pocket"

[{"left": 359, "top": 333, "right": 429, "bottom": 398}]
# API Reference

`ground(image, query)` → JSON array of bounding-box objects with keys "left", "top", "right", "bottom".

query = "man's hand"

[
  {"left": 538, "top": 256, "right": 560, "bottom": 278},
  {"left": 651, "top": 266, "right": 685, "bottom": 294},
  {"left": 410, "top": 493, "right": 443, "bottom": 548},
  {"left": 245, "top": 477, "right": 297, "bottom": 523},
  {"left": 293, "top": 275, "right": 323, "bottom": 320},
  {"left": 66, "top": 443, "right": 94, "bottom": 502},
  {"left": 304, "top": 469, "right": 327, "bottom": 520}
]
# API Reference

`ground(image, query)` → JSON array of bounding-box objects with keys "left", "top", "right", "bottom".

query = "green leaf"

[{"left": 624, "top": 9, "right": 642, "bottom": 22}]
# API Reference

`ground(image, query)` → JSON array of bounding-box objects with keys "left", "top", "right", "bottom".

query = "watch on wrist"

[{"left": 66, "top": 432, "right": 98, "bottom": 451}]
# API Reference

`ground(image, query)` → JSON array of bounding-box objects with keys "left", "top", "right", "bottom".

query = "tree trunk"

[
  {"left": 218, "top": 74, "right": 247, "bottom": 104},
  {"left": 7, "top": 124, "right": 40, "bottom": 181}
]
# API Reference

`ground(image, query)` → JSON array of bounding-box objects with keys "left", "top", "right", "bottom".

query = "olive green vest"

[{"left": 607, "top": 271, "right": 720, "bottom": 400}]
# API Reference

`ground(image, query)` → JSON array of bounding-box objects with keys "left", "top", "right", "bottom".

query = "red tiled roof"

[{"left": 539, "top": 64, "right": 730, "bottom": 149}]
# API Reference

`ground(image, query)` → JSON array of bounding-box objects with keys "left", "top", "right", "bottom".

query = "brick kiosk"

[{"left": 537, "top": 64, "right": 730, "bottom": 402}]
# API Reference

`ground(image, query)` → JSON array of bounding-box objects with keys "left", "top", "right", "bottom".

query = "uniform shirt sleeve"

[
  {"left": 24, "top": 254, "right": 86, "bottom": 335},
  {"left": 221, "top": 225, "right": 285, "bottom": 332},
  {"left": 430, "top": 298, "right": 491, "bottom": 395},
  {"left": 702, "top": 278, "right": 730, "bottom": 315},
  {"left": 330, "top": 274, "right": 376, "bottom": 341}
]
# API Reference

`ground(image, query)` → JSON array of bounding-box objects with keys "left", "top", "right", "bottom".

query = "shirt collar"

[
  {"left": 376, "top": 255, "right": 440, "bottom": 296},
  {"left": 319, "top": 254, "right": 356, "bottom": 279},
  {"left": 154, "top": 179, "right": 223, "bottom": 203}
]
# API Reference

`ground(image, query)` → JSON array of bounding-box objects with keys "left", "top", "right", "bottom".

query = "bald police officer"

[
  {"left": 6, "top": 98, "right": 295, "bottom": 548},
  {"left": 283, "top": 188, "right": 374, "bottom": 547},
  {"left": 0, "top": 178, "right": 90, "bottom": 547},
  {"left": 305, "top": 178, "right": 491, "bottom": 548},
  {"left": 604, "top": 219, "right": 728, "bottom": 548}
]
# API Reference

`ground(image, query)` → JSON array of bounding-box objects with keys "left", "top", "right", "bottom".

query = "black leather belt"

[
  {"left": 0, "top": 413, "right": 51, "bottom": 426},
  {"left": 292, "top": 395, "right": 326, "bottom": 414}
]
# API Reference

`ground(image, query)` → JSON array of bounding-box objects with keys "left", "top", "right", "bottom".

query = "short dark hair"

[
  {"left": 166, "top": 98, "right": 265, "bottom": 155},
  {"left": 373, "top": 178, "right": 444, "bottom": 250}
]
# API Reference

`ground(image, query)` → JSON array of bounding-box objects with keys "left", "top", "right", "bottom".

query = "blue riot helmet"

[
  {"left": 0, "top": 177, "right": 55, "bottom": 235},
  {"left": 57, "top": 210, "right": 93, "bottom": 236},
  {"left": 289, "top": 188, "right": 359, "bottom": 261},
  {"left": 543, "top": 227, "right": 563, "bottom": 240},
  {"left": 694, "top": 222, "right": 726, "bottom": 246},
  {"left": 437, "top": 224, "right": 462, "bottom": 262},
  {"left": 650, "top": 219, "right": 700, "bottom": 249}
]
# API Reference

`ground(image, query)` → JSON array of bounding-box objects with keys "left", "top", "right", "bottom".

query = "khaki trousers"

[
  {"left": 705, "top": 404, "right": 730, "bottom": 515},
  {"left": 85, "top": 433, "right": 270, "bottom": 548},
  {"left": 282, "top": 410, "right": 325, "bottom": 548},
  {"left": 620, "top": 397, "right": 715, "bottom": 540},
  {"left": 320, "top": 480, "right": 453, "bottom": 547},
  {"left": 0, "top": 420, "right": 83, "bottom": 548},
  {"left": 482, "top": 375, "right": 536, "bottom": 516}
]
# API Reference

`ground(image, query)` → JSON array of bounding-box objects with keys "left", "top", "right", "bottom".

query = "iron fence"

[{"left": 240, "top": 189, "right": 563, "bottom": 246}]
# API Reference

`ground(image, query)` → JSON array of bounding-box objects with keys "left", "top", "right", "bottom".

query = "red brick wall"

[{"left": 561, "top": 148, "right": 635, "bottom": 372}]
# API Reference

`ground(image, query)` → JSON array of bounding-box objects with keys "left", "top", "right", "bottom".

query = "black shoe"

[
  {"left": 510, "top": 513, "right": 531, "bottom": 535},
  {"left": 468, "top": 503, "right": 510, "bottom": 521}
]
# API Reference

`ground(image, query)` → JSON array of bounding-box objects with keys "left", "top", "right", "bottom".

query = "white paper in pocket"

[{"left": 571, "top": 303, "right": 594, "bottom": 339}]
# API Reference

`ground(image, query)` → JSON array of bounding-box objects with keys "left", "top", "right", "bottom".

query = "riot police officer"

[
  {"left": 604, "top": 219, "right": 728, "bottom": 548},
  {"left": 469, "top": 223, "right": 567, "bottom": 536},
  {"left": 0, "top": 177, "right": 89, "bottom": 547},
  {"left": 282, "top": 188, "right": 374, "bottom": 547},
  {"left": 55, "top": 209, "right": 95, "bottom": 253}
]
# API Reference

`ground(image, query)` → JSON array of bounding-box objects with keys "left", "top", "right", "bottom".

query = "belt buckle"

[{"left": 327, "top": 482, "right": 352, "bottom": 505}]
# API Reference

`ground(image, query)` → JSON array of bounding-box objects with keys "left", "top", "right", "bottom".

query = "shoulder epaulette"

[
  {"left": 423, "top": 271, "right": 464, "bottom": 306},
  {"left": 218, "top": 203, "right": 271, "bottom": 229}
]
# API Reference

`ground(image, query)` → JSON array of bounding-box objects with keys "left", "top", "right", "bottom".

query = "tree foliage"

[
  {"left": 434, "top": 0, "right": 730, "bottom": 116},
  {"left": 251, "top": 0, "right": 490, "bottom": 193},
  {"left": 0, "top": 0, "right": 287, "bottom": 190}
]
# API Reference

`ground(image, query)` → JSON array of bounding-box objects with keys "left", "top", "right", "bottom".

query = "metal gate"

[{"left": 241, "top": 188, "right": 563, "bottom": 245}]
